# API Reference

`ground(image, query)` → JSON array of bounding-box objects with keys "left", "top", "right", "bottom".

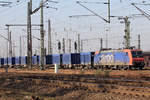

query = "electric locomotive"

[{"left": 94, "top": 49, "right": 145, "bottom": 69}]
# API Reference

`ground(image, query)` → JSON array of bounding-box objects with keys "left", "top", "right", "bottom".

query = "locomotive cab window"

[{"left": 131, "top": 51, "right": 143, "bottom": 58}]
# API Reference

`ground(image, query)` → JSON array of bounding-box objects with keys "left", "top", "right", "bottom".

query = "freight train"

[{"left": 0, "top": 49, "right": 145, "bottom": 70}]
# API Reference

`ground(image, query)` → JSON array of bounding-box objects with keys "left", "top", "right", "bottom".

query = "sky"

[{"left": 0, "top": 0, "right": 150, "bottom": 57}]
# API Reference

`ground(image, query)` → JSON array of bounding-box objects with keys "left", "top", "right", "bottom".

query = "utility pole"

[
  {"left": 20, "top": 36, "right": 22, "bottom": 57},
  {"left": 27, "top": 0, "right": 57, "bottom": 69},
  {"left": 48, "top": 19, "right": 52, "bottom": 54},
  {"left": 27, "top": 1, "right": 32, "bottom": 69},
  {"left": 6, "top": 25, "right": 12, "bottom": 58},
  {"left": 9, "top": 31, "right": 12, "bottom": 57},
  {"left": 69, "top": 39, "right": 71, "bottom": 53},
  {"left": 78, "top": 34, "right": 80, "bottom": 53},
  {"left": 100, "top": 38, "right": 103, "bottom": 50},
  {"left": 27, "top": 0, "right": 48, "bottom": 70},
  {"left": 40, "top": 0, "right": 45, "bottom": 70},
  {"left": 6, "top": 25, "right": 9, "bottom": 58},
  {"left": 62, "top": 38, "right": 65, "bottom": 53},
  {"left": 106, "top": 32, "right": 108, "bottom": 49},
  {"left": 138, "top": 34, "right": 141, "bottom": 49},
  {"left": 124, "top": 16, "right": 130, "bottom": 49},
  {"left": 108, "top": 0, "right": 110, "bottom": 23},
  {"left": 12, "top": 42, "right": 16, "bottom": 57},
  {"left": 81, "top": 40, "right": 83, "bottom": 52}
]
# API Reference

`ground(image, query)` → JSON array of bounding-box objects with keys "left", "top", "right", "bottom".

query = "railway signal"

[
  {"left": 74, "top": 42, "right": 77, "bottom": 53},
  {"left": 58, "top": 41, "right": 61, "bottom": 54}
]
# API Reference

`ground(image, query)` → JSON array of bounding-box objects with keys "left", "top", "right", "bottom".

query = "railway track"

[{"left": 0, "top": 73, "right": 150, "bottom": 99}]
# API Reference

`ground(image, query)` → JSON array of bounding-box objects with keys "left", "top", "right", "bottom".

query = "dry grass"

[
  {"left": 0, "top": 77, "right": 149, "bottom": 100},
  {"left": 1, "top": 68, "right": 150, "bottom": 76},
  {"left": 0, "top": 68, "right": 150, "bottom": 100}
]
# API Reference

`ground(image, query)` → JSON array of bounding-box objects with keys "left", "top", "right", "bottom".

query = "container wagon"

[
  {"left": 52, "top": 54, "right": 61, "bottom": 65},
  {"left": 4, "top": 58, "right": 8, "bottom": 66},
  {"left": 20, "top": 56, "right": 27, "bottom": 67},
  {"left": 45, "top": 55, "right": 53, "bottom": 68},
  {"left": 15, "top": 57, "right": 20, "bottom": 68},
  {"left": 8, "top": 57, "right": 12, "bottom": 66},
  {"left": 0, "top": 58, "right": 4, "bottom": 67},
  {"left": 62, "top": 53, "right": 80, "bottom": 68},
  {"left": 80, "top": 52, "right": 95, "bottom": 69},
  {"left": 32, "top": 56, "right": 38, "bottom": 65},
  {"left": 12, "top": 57, "right": 15, "bottom": 67}
]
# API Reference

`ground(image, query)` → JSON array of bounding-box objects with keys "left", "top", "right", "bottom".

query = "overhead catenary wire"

[{"left": 0, "top": 0, "right": 150, "bottom": 54}]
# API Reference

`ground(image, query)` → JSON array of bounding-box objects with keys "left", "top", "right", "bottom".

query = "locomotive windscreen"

[{"left": 131, "top": 51, "right": 143, "bottom": 58}]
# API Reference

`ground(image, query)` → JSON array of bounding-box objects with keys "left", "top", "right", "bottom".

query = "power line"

[
  {"left": 131, "top": 3, "right": 150, "bottom": 21},
  {"left": 76, "top": 0, "right": 110, "bottom": 23},
  {"left": 0, "top": 0, "right": 26, "bottom": 14}
]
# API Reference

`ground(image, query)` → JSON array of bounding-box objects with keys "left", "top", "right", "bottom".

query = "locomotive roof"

[
  {"left": 100, "top": 49, "right": 142, "bottom": 53},
  {"left": 100, "top": 49, "right": 124, "bottom": 53}
]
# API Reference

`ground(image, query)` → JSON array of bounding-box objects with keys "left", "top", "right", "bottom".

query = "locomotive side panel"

[
  {"left": 94, "top": 50, "right": 130, "bottom": 69},
  {"left": 114, "top": 52, "right": 129, "bottom": 65}
]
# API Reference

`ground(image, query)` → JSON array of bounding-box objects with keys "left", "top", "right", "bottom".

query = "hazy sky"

[{"left": 0, "top": 0, "right": 150, "bottom": 57}]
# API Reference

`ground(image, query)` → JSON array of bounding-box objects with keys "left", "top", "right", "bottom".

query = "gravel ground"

[{"left": 0, "top": 68, "right": 150, "bottom": 100}]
